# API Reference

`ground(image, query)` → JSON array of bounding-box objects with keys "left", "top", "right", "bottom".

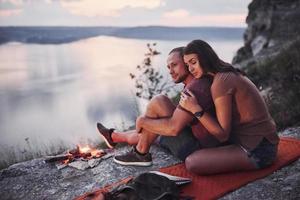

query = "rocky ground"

[
  {"left": 0, "top": 145, "right": 181, "bottom": 200},
  {"left": 0, "top": 127, "right": 299, "bottom": 200}
]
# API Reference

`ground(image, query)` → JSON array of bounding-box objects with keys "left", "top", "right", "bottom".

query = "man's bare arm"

[{"left": 138, "top": 108, "right": 194, "bottom": 136}]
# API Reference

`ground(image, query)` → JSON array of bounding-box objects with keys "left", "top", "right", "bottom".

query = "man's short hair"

[{"left": 169, "top": 47, "right": 184, "bottom": 58}]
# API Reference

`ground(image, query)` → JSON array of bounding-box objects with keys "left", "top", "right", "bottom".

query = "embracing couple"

[{"left": 97, "top": 40, "right": 279, "bottom": 175}]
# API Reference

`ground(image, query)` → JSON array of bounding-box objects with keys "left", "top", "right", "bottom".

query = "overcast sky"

[{"left": 0, "top": 0, "right": 252, "bottom": 27}]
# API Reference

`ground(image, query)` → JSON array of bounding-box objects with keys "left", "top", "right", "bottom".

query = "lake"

[{"left": 0, "top": 35, "right": 243, "bottom": 168}]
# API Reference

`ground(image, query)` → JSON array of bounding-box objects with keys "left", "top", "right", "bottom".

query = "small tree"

[{"left": 130, "top": 43, "right": 175, "bottom": 100}]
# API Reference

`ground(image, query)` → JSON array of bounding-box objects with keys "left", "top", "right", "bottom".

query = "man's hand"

[
  {"left": 136, "top": 116, "right": 145, "bottom": 133},
  {"left": 179, "top": 89, "right": 203, "bottom": 114}
]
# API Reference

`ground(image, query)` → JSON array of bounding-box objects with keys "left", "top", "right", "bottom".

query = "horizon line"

[{"left": 0, "top": 25, "right": 246, "bottom": 29}]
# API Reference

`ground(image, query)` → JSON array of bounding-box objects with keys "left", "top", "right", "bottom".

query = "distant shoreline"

[
  {"left": 0, "top": 26, "right": 245, "bottom": 45},
  {"left": 0, "top": 25, "right": 246, "bottom": 28}
]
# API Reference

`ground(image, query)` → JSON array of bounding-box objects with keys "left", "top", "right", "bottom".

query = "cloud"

[
  {"left": 0, "top": 0, "right": 23, "bottom": 16},
  {"left": 0, "top": 0, "right": 23, "bottom": 5},
  {"left": 0, "top": 0, "right": 52, "bottom": 4},
  {"left": 163, "top": 9, "right": 189, "bottom": 18},
  {"left": 60, "top": 0, "right": 163, "bottom": 17},
  {"left": 0, "top": 0, "right": 248, "bottom": 27},
  {"left": 161, "top": 9, "right": 247, "bottom": 27},
  {"left": 0, "top": 8, "right": 21, "bottom": 16}
]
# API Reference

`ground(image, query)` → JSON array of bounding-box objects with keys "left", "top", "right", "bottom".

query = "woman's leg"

[{"left": 185, "top": 144, "right": 257, "bottom": 175}]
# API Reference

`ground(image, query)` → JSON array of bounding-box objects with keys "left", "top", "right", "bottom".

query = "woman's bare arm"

[{"left": 180, "top": 90, "right": 232, "bottom": 142}]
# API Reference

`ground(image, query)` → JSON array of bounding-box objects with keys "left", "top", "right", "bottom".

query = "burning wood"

[
  {"left": 45, "top": 144, "right": 109, "bottom": 170},
  {"left": 68, "top": 145, "right": 105, "bottom": 160}
]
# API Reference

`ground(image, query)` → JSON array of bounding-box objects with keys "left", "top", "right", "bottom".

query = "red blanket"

[{"left": 76, "top": 137, "right": 300, "bottom": 200}]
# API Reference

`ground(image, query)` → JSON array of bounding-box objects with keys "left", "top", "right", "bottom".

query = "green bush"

[{"left": 245, "top": 39, "right": 300, "bottom": 130}]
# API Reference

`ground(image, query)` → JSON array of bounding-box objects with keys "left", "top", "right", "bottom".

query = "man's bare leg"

[
  {"left": 113, "top": 95, "right": 176, "bottom": 166},
  {"left": 111, "top": 130, "right": 140, "bottom": 145},
  {"left": 109, "top": 95, "right": 176, "bottom": 147},
  {"left": 135, "top": 95, "right": 176, "bottom": 154}
]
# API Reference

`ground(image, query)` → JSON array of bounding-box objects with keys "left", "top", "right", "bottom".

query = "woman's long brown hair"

[{"left": 183, "top": 40, "right": 244, "bottom": 75}]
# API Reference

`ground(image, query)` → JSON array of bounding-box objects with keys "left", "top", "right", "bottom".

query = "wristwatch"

[{"left": 194, "top": 110, "right": 205, "bottom": 119}]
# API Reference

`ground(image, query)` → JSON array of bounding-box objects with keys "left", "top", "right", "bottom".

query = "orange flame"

[
  {"left": 78, "top": 144, "right": 104, "bottom": 158},
  {"left": 78, "top": 145, "right": 91, "bottom": 154},
  {"left": 91, "top": 149, "right": 104, "bottom": 157},
  {"left": 63, "top": 159, "right": 70, "bottom": 164}
]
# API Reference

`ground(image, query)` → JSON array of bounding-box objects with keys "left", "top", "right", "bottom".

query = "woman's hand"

[{"left": 179, "top": 89, "right": 203, "bottom": 114}]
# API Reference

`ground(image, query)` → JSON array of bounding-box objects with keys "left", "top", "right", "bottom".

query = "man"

[{"left": 97, "top": 47, "right": 219, "bottom": 166}]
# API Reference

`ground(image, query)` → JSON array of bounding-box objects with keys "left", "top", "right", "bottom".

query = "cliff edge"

[
  {"left": 233, "top": 0, "right": 300, "bottom": 130},
  {"left": 233, "top": 0, "right": 300, "bottom": 67}
]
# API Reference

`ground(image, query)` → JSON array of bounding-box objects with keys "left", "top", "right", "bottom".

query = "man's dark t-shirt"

[{"left": 178, "top": 76, "right": 220, "bottom": 148}]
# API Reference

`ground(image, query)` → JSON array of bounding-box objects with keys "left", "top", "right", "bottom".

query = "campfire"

[
  {"left": 62, "top": 145, "right": 106, "bottom": 164},
  {"left": 45, "top": 144, "right": 112, "bottom": 170}
]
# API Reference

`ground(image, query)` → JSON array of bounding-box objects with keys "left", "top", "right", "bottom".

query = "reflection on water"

[{"left": 0, "top": 36, "right": 242, "bottom": 168}]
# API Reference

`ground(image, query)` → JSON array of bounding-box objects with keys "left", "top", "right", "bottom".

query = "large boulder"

[
  {"left": 233, "top": 0, "right": 300, "bottom": 67},
  {"left": 233, "top": 0, "right": 300, "bottom": 130}
]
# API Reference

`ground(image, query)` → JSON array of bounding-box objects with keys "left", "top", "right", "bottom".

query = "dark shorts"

[
  {"left": 157, "top": 126, "right": 201, "bottom": 161},
  {"left": 240, "top": 138, "right": 278, "bottom": 169}
]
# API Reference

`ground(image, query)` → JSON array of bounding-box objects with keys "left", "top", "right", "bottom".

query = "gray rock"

[
  {"left": 232, "top": 0, "right": 300, "bottom": 66},
  {"left": 284, "top": 172, "right": 300, "bottom": 187},
  {"left": 0, "top": 144, "right": 180, "bottom": 200},
  {"left": 68, "top": 160, "right": 90, "bottom": 170},
  {"left": 88, "top": 158, "right": 102, "bottom": 168},
  {"left": 279, "top": 127, "right": 300, "bottom": 139},
  {"left": 56, "top": 162, "right": 68, "bottom": 170},
  {"left": 251, "top": 35, "right": 268, "bottom": 56}
]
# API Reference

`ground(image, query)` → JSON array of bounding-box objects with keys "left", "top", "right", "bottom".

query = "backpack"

[{"left": 104, "top": 172, "right": 181, "bottom": 200}]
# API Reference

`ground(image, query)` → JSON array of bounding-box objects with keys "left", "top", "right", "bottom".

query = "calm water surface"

[{"left": 0, "top": 36, "right": 242, "bottom": 167}]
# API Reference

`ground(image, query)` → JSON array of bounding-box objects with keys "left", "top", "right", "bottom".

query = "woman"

[{"left": 179, "top": 40, "right": 279, "bottom": 175}]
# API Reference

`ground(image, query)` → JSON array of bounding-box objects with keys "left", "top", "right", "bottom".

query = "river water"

[{"left": 0, "top": 35, "right": 243, "bottom": 167}]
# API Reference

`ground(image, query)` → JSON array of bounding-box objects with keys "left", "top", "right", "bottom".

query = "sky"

[{"left": 0, "top": 0, "right": 252, "bottom": 27}]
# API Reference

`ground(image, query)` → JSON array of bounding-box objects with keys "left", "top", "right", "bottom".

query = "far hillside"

[{"left": 0, "top": 26, "right": 244, "bottom": 45}]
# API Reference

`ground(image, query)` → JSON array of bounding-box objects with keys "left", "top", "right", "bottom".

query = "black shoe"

[
  {"left": 97, "top": 122, "right": 116, "bottom": 149},
  {"left": 113, "top": 147, "right": 152, "bottom": 166}
]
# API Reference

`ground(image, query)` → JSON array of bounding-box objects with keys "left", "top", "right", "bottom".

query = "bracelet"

[{"left": 194, "top": 110, "right": 205, "bottom": 119}]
